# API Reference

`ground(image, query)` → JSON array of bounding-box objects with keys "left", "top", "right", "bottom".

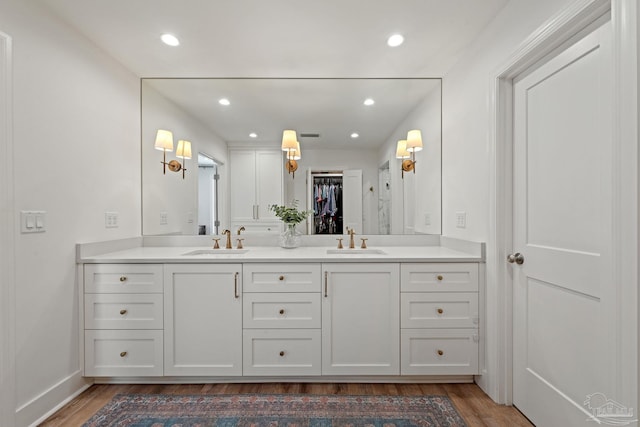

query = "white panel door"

[
  {"left": 321, "top": 263, "right": 399, "bottom": 375},
  {"left": 164, "top": 264, "right": 242, "bottom": 376},
  {"left": 256, "top": 150, "right": 283, "bottom": 220},
  {"left": 229, "top": 150, "right": 257, "bottom": 223},
  {"left": 512, "top": 21, "right": 619, "bottom": 426},
  {"left": 342, "top": 169, "right": 362, "bottom": 233}
]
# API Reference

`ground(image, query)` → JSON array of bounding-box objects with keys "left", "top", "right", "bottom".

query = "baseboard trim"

[
  {"left": 93, "top": 375, "right": 475, "bottom": 384},
  {"left": 16, "top": 370, "right": 93, "bottom": 427}
]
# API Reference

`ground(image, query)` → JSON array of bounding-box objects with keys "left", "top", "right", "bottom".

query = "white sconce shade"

[
  {"left": 395, "top": 140, "right": 410, "bottom": 159},
  {"left": 406, "top": 129, "right": 423, "bottom": 152},
  {"left": 281, "top": 130, "right": 298, "bottom": 151},
  {"left": 291, "top": 141, "right": 301, "bottom": 160},
  {"left": 154, "top": 129, "right": 174, "bottom": 152},
  {"left": 176, "top": 140, "right": 192, "bottom": 159}
]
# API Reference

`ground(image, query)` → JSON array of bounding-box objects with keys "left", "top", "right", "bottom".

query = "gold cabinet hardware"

[
  {"left": 279, "top": 309, "right": 285, "bottom": 315},
  {"left": 119, "top": 276, "right": 127, "bottom": 282},
  {"left": 437, "top": 275, "right": 443, "bottom": 281},
  {"left": 234, "top": 272, "right": 239, "bottom": 298},
  {"left": 279, "top": 275, "right": 284, "bottom": 281},
  {"left": 437, "top": 349, "right": 444, "bottom": 356},
  {"left": 279, "top": 351, "right": 285, "bottom": 357},
  {"left": 437, "top": 308, "right": 443, "bottom": 314},
  {"left": 119, "top": 309, "right": 127, "bottom": 315},
  {"left": 120, "top": 351, "right": 127, "bottom": 357}
]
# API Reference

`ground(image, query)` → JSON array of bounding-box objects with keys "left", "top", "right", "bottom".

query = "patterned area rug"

[{"left": 83, "top": 393, "right": 467, "bottom": 426}]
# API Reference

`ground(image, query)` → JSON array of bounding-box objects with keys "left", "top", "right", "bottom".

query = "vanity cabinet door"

[
  {"left": 164, "top": 264, "right": 242, "bottom": 376},
  {"left": 321, "top": 263, "right": 400, "bottom": 375}
]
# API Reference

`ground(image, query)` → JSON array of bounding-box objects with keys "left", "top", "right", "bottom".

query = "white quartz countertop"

[{"left": 79, "top": 245, "right": 483, "bottom": 264}]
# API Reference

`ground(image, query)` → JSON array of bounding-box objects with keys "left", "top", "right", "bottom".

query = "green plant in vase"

[{"left": 269, "top": 200, "right": 313, "bottom": 248}]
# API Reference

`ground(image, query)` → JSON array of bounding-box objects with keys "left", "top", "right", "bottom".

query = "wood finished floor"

[{"left": 39, "top": 383, "right": 533, "bottom": 426}]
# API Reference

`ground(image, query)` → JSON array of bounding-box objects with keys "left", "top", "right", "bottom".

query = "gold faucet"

[
  {"left": 346, "top": 227, "right": 356, "bottom": 249},
  {"left": 222, "top": 229, "right": 232, "bottom": 249},
  {"left": 237, "top": 226, "right": 245, "bottom": 235}
]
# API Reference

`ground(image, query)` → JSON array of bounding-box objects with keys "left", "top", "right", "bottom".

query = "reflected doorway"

[{"left": 198, "top": 153, "right": 220, "bottom": 235}]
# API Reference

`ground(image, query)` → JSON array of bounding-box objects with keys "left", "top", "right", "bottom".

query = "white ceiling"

[
  {"left": 37, "top": 0, "right": 509, "bottom": 150},
  {"left": 37, "top": 0, "right": 509, "bottom": 78}
]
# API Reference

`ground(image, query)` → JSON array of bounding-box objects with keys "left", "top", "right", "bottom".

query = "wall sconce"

[
  {"left": 154, "top": 129, "right": 191, "bottom": 179},
  {"left": 397, "top": 129, "right": 423, "bottom": 178},
  {"left": 282, "top": 130, "right": 301, "bottom": 178},
  {"left": 395, "top": 139, "right": 411, "bottom": 178}
]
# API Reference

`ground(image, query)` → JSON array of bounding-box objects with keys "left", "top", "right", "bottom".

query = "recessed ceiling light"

[
  {"left": 387, "top": 34, "right": 404, "bottom": 47},
  {"left": 351, "top": 133, "right": 359, "bottom": 138},
  {"left": 363, "top": 98, "right": 375, "bottom": 106},
  {"left": 161, "top": 34, "right": 180, "bottom": 47},
  {"left": 218, "top": 98, "right": 230, "bottom": 106},
  {"left": 249, "top": 133, "right": 257, "bottom": 138}
]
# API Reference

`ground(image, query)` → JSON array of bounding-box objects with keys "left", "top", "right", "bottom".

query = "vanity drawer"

[
  {"left": 243, "top": 293, "right": 320, "bottom": 329},
  {"left": 401, "top": 293, "right": 478, "bottom": 329},
  {"left": 243, "top": 329, "right": 321, "bottom": 376},
  {"left": 243, "top": 264, "right": 321, "bottom": 293},
  {"left": 401, "top": 329, "right": 479, "bottom": 375},
  {"left": 401, "top": 263, "right": 478, "bottom": 292},
  {"left": 84, "top": 329, "right": 163, "bottom": 377},
  {"left": 85, "top": 294, "right": 163, "bottom": 330},
  {"left": 84, "top": 264, "right": 163, "bottom": 294}
]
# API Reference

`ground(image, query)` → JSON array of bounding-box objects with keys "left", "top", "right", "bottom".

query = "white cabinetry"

[
  {"left": 83, "top": 264, "right": 164, "bottom": 376},
  {"left": 164, "top": 264, "right": 242, "bottom": 376},
  {"left": 321, "top": 263, "right": 400, "bottom": 375},
  {"left": 400, "top": 263, "right": 479, "bottom": 375},
  {"left": 229, "top": 149, "right": 282, "bottom": 233},
  {"left": 242, "top": 263, "right": 321, "bottom": 376}
]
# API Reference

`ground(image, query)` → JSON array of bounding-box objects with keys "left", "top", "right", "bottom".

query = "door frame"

[
  {"left": 489, "top": 0, "right": 638, "bottom": 406},
  {"left": 0, "top": 30, "right": 15, "bottom": 427}
]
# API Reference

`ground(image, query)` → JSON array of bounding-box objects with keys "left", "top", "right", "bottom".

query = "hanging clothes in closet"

[{"left": 312, "top": 175, "right": 343, "bottom": 235}]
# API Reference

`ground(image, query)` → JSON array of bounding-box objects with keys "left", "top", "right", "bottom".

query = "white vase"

[{"left": 280, "top": 223, "right": 301, "bottom": 249}]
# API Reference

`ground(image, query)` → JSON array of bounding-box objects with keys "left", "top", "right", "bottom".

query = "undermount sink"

[
  {"left": 182, "top": 249, "right": 249, "bottom": 256},
  {"left": 326, "top": 248, "right": 386, "bottom": 255}
]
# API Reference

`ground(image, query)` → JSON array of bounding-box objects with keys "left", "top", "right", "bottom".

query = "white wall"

[
  {"left": 142, "top": 84, "right": 228, "bottom": 235},
  {"left": 378, "top": 84, "right": 442, "bottom": 235},
  {"left": 0, "top": 0, "right": 141, "bottom": 425},
  {"left": 440, "top": 0, "right": 579, "bottom": 401}
]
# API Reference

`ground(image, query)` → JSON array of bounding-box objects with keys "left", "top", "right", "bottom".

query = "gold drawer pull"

[
  {"left": 437, "top": 308, "right": 443, "bottom": 314},
  {"left": 120, "top": 351, "right": 127, "bottom": 357},
  {"left": 437, "top": 275, "right": 443, "bottom": 281},
  {"left": 119, "top": 276, "right": 127, "bottom": 282},
  {"left": 279, "top": 309, "right": 285, "bottom": 315},
  {"left": 119, "top": 309, "right": 128, "bottom": 315},
  {"left": 279, "top": 275, "right": 285, "bottom": 281},
  {"left": 279, "top": 351, "right": 285, "bottom": 357},
  {"left": 437, "top": 349, "right": 444, "bottom": 356}
]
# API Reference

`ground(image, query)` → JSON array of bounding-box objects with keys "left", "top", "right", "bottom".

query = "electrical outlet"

[
  {"left": 455, "top": 211, "right": 467, "bottom": 228},
  {"left": 160, "top": 212, "right": 168, "bottom": 225},
  {"left": 424, "top": 213, "right": 431, "bottom": 226},
  {"left": 187, "top": 212, "right": 194, "bottom": 224},
  {"left": 105, "top": 212, "right": 119, "bottom": 228}
]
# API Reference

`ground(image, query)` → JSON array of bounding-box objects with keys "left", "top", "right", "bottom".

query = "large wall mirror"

[{"left": 142, "top": 78, "right": 441, "bottom": 236}]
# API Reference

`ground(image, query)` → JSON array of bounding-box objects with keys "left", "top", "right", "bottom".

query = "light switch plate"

[
  {"left": 21, "top": 210, "right": 46, "bottom": 233},
  {"left": 160, "top": 212, "right": 168, "bottom": 225},
  {"left": 455, "top": 211, "right": 467, "bottom": 228},
  {"left": 424, "top": 213, "right": 431, "bottom": 226}
]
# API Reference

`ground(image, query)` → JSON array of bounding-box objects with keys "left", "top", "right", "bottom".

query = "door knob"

[{"left": 507, "top": 252, "right": 525, "bottom": 265}]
